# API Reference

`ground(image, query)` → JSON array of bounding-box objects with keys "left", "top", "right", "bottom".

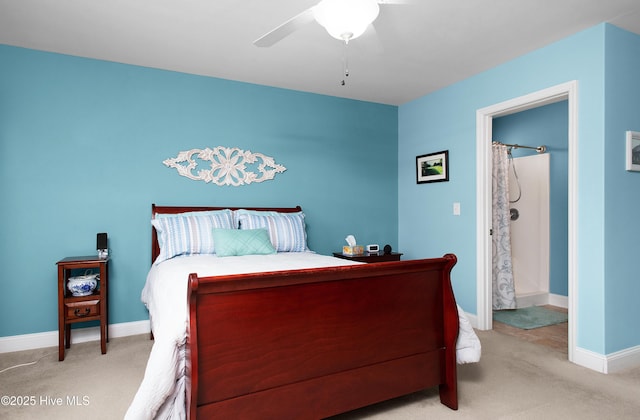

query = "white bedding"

[{"left": 125, "top": 252, "right": 480, "bottom": 420}]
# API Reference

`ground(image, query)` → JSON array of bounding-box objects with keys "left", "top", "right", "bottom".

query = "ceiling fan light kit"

[
  {"left": 313, "top": 0, "right": 380, "bottom": 43},
  {"left": 252, "top": 0, "right": 395, "bottom": 85},
  {"left": 253, "top": 0, "right": 395, "bottom": 48}
]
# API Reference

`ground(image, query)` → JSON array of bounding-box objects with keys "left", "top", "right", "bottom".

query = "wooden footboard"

[{"left": 186, "top": 255, "right": 458, "bottom": 419}]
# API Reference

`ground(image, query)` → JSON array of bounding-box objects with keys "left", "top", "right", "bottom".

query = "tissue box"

[{"left": 343, "top": 245, "right": 364, "bottom": 256}]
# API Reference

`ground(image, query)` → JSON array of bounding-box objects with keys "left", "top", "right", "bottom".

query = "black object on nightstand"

[
  {"left": 56, "top": 256, "right": 109, "bottom": 361},
  {"left": 332, "top": 251, "right": 402, "bottom": 263}
]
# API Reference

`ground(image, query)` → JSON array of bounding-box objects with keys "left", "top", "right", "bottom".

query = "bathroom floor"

[{"left": 493, "top": 305, "right": 568, "bottom": 354}]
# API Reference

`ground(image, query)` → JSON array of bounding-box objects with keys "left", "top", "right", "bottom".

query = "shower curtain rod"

[{"left": 493, "top": 141, "right": 546, "bottom": 153}]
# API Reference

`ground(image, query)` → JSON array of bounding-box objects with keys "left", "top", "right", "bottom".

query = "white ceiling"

[{"left": 1, "top": 0, "right": 640, "bottom": 105}]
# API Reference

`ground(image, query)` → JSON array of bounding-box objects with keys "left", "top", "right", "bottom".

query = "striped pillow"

[
  {"left": 236, "top": 212, "right": 308, "bottom": 252},
  {"left": 232, "top": 209, "right": 281, "bottom": 229},
  {"left": 152, "top": 210, "right": 234, "bottom": 264}
]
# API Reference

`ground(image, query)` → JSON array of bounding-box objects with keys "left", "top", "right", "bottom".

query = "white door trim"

[{"left": 475, "top": 81, "right": 578, "bottom": 363}]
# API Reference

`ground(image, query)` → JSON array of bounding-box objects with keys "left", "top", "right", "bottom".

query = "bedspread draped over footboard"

[{"left": 186, "top": 254, "right": 459, "bottom": 419}]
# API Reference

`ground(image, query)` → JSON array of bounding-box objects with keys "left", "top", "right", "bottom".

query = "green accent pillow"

[{"left": 212, "top": 228, "right": 276, "bottom": 257}]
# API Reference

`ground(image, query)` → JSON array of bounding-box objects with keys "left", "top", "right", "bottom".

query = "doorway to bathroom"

[
  {"left": 491, "top": 106, "right": 569, "bottom": 354},
  {"left": 475, "top": 81, "right": 578, "bottom": 362}
]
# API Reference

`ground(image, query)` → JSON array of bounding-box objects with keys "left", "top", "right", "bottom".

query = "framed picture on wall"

[
  {"left": 626, "top": 131, "right": 640, "bottom": 172},
  {"left": 416, "top": 150, "right": 449, "bottom": 184}
]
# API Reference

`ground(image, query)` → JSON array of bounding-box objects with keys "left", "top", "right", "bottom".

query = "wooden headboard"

[{"left": 151, "top": 204, "right": 303, "bottom": 264}]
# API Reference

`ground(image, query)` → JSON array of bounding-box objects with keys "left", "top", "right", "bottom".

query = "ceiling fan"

[{"left": 253, "top": 0, "right": 409, "bottom": 47}]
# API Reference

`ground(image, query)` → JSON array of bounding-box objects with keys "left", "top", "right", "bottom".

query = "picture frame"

[
  {"left": 416, "top": 150, "right": 449, "bottom": 184},
  {"left": 626, "top": 131, "right": 640, "bottom": 172}
]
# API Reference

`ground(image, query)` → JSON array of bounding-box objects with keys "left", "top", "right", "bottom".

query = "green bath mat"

[{"left": 493, "top": 306, "right": 568, "bottom": 330}]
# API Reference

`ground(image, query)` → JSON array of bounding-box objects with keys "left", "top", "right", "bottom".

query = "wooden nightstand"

[
  {"left": 332, "top": 251, "right": 403, "bottom": 263},
  {"left": 57, "top": 256, "right": 109, "bottom": 361}
]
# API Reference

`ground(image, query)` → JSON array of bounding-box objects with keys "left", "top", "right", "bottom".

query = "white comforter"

[{"left": 125, "top": 252, "right": 480, "bottom": 420}]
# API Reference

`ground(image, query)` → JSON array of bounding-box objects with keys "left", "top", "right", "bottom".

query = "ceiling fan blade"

[
  {"left": 254, "top": 8, "right": 316, "bottom": 48},
  {"left": 364, "top": 22, "right": 385, "bottom": 55}
]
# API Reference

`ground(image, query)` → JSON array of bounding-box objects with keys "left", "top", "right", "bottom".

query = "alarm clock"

[{"left": 366, "top": 244, "right": 379, "bottom": 253}]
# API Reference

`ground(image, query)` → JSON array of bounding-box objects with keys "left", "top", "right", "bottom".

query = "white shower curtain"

[{"left": 492, "top": 144, "right": 517, "bottom": 310}]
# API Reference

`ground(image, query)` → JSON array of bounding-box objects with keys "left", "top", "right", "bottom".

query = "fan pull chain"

[{"left": 341, "top": 41, "right": 350, "bottom": 86}]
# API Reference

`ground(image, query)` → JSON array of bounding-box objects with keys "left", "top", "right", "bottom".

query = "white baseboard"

[
  {"left": 516, "top": 292, "right": 568, "bottom": 309},
  {"left": 0, "top": 320, "right": 151, "bottom": 354},
  {"left": 603, "top": 344, "right": 640, "bottom": 373},
  {"left": 573, "top": 346, "right": 608, "bottom": 373},
  {"left": 516, "top": 292, "right": 548, "bottom": 308},
  {"left": 570, "top": 345, "right": 640, "bottom": 374},
  {"left": 548, "top": 293, "right": 568, "bottom": 308}
]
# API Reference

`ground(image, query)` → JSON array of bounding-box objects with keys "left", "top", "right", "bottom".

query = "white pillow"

[{"left": 152, "top": 210, "right": 234, "bottom": 264}]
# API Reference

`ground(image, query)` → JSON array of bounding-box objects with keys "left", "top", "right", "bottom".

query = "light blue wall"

[
  {"left": 493, "top": 101, "right": 569, "bottom": 297},
  {"left": 603, "top": 25, "right": 640, "bottom": 353},
  {"left": 399, "top": 24, "right": 640, "bottom": 355},
  {"left": 0, "top": 45, "right": 398, "bottom": 337}
]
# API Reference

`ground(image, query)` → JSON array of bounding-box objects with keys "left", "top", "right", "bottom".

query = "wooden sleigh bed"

[{"left": 147, "top": 205, "right": 460, "bottom": 419}]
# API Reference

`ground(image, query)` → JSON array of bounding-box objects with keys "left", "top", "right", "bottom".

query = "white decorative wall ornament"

[{"left": 163, "top": 147, "right": 286, "bottom": 186}]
